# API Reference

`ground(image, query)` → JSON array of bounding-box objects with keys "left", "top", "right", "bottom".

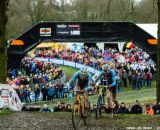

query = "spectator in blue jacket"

[{"left": 48, "top": 84, "right": 55, "bottom": 101}]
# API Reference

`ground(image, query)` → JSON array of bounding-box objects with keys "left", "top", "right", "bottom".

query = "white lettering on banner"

[
  {"left": 57, "top": 31, "right": 69, "bottom": 35},
  {"left": 36, "top": 58, "right": 48, "bottom": 62},
  {"left": 0, "top": 84, "right": 22, "bottom": 111},
  {"left": 57, "top": 24, "right": 67, "bottom": 28},
  {"left": 64, "top": 61, "right": 75, "bottom": 67},
  {"left": 70, "top": 30, "right": 80, "bottom": 35},
  {"left": 35, "top": 58, "right": 101, "bottom": 74},
  {"left": 76, "top": 63, "right": 85, "bottom": 69},
  {"left": 87, "top": 66, "right": 95, "bottom": 74},
  {"left": 49, "top": 59, "right": 63, "bottom": 65},
  {"left": 68, "top": 24, "right": 80, "bottom": 28}
]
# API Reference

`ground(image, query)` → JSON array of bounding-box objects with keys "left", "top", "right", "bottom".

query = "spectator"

[
  {"left": 65, "top": 104, "right": 72, "bottom": 112},
  {"left": 48, "top": 84, "right": 55, "bottom": 101},
  {"left": 40, "top": 104, "right": 51, "bottom": 112},
  {"left": 41, "top": 85, "right": 48, "bottom": 101},
  {"left": 122, "top": 70, "right": 128, "bottom": 87},
  {"left": 144, "top": 104, "right": 154, "bottom": 116},
  {"left": 58, "top": 83, "right": 63, "bottom": 98},
  {"left": 117, "top": 102, "right": 129, "bottom": 114},
  {"left": 26, "top": 85, "right": 32, "bottom": 103},
  {"left": 130, "top": 100, "right": 142, "bottom": 114},
  {"left": 152, "top": 101, "right": 160, "bottom": 115},
  {"left": 34, "top": 84, "right": 40, "bottom": 102}
]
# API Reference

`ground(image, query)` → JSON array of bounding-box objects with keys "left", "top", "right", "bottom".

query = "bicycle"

[
  {"left": 95, "top": 85, "right": 107, "bottom": 119},
  {"left": 71, "top": 89, "right": 91, "bottom": 130}
]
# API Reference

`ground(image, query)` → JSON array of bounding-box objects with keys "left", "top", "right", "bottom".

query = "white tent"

[{"left": 136, "top": 24, "right": 157, "bottom": 38}]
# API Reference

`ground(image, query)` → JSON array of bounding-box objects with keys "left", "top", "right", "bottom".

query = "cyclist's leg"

[
  {"left": 106, "top": 89, "right": 114, "bottom": 116},
  {"left": 76, "top": 94, "right": 81, "bottom": 116},
  {"left": 82, "top": 95, "right": 85, "bottom": 115},
  {"left": 73, "top": 93, "right": 80, "bottom": 115},
  {"left": 84, "top": 86, "right": 91, "bottom": 108},
  {"left": 112, "top": 94, "right": 117, "bottom": 102},
  {"left": 107, "top": 89, "right": 112, "bottom": 108},
  {"left": 110, "top": 88, "right": 118, "bottom": 117}
]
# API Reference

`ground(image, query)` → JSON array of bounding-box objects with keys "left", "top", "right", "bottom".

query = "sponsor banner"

[
  {"left": 56, "top": 24, "right": 80, "bottom": 36},
  {"left": 76, "top": 63, "right": 87, "bottom": 70},
  {"left": 40, "top": 28, "right": 51, "bottom": 37},
  {"left": 64, "top": 60, "right": 75, "bottom": 67},
  {"left": 48, "top": 58, "right": 63, "bottom": 65},
  {"left": 35, "top": 58, "right": 101, "bottom": 75},
  {"left": 70, "top": 30, "right": 80, "bottom": 36}
]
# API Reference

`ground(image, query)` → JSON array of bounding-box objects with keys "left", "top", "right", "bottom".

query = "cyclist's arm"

[
  {"left": 110, "top": 77, "right": 117, "bottom": 88},
  {"left": 68, "top": 72, "right": 79, "bottom": 90},
  {"left": 109, "top": 70, "right": 117, "bottom": 88},
  {"left": 87, "top": 73, "right": 92, "bottom": 85},
  {"left": 93, "top": 71, "right": 105, "bottom": 84}
]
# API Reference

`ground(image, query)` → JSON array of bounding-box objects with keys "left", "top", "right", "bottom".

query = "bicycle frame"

[{"left": 74, "top": 93, "right": 88, "bottom": 116}]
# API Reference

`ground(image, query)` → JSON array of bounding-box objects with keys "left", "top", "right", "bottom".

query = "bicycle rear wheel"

[
  {"left": 95, "top": 96, "right": 103, "bottom": 119},
  {"left": 95, "top": 106, "right": 104, "bottom": 119}
]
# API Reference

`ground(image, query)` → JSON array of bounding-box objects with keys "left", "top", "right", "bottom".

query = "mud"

[{"left": 0, "top": 112, "right": 159, "bottom": 130}]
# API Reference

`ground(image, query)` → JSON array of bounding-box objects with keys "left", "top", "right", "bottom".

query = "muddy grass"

[{"left": 0, "top": 112, "right": 160, "bottom": 130}]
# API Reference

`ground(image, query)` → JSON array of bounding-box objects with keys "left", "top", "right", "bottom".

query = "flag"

[
  {"left": 126, "top": 42, "right": 135, "bottom": 48},
  {"left": 104, "top": 51, "right": 112, "bottom": 61}
]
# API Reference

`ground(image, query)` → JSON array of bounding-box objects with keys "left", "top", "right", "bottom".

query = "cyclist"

[
  {"left": 69, "top": 67, "right": 92, "bottom": 93},
  {"left": 93, "top": 64, "right": 118, "bottom": 117},
  {"left": 68, "top": 67, "right": 92, "bottom": 115}
]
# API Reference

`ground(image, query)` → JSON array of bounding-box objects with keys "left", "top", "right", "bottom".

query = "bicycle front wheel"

[
  {"left": 72, "top": 103, "right": 82, "bottom": 130},
  {"left": 83, "top": 101, "right": 91, "bottom": 126}
]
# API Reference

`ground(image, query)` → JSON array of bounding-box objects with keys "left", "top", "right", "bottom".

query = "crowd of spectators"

[
  {"left": 6, "top": 45, "right": 157, "bottom": 103},
  {"left": 33, "top": 46, "right": 156, "bottom": 90},
  {"left": 7, "top": 57, "right": 67, "bottom": 103},
  {"left": 24, "top": 99, "right": 160, "bottom": 116},
  {"left": 91, "top": 100, "right": 160, "bottom": 116}
]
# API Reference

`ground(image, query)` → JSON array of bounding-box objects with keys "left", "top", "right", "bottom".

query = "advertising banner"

[
  {"left": 35, "top": 58, "right": 101, "bottom": 75},
  {"left": 56, "top": 24, "right": 80, "bottom": 36},
  {"left": 40, "top": 28, "right": 52, "bottom": 37}
]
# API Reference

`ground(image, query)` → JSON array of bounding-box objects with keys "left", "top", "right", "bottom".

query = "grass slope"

[{"left": 60, "top": 65, "right": 78, "bottom": 80}]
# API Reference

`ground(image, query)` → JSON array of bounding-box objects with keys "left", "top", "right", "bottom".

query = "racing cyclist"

[
  {"left": 93, "top": 64, "right": 118, "bottom": 117},
  {"left": 68, "top": 67, "right": 92, "bottom": 115}
]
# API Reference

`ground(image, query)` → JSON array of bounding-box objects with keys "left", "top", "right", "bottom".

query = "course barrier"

[{"left": 0, "top": 84, "right": 23, "bottom": 111}]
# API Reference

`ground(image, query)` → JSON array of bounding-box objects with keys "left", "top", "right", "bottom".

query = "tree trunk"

[
  {"left": 0, "top": 0, "right": 9, "bottom": 83},
  {"left": 157, "top": 0, "right": 160, "bottom": 104},
  {"left": 107, "top": 0, "right": 112, "bottom": 20}
]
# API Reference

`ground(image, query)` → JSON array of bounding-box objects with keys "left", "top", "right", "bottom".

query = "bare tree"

[
  {"left": 157, "top": 0, "right": 160, "bottom": 104},
  {"left": 0, "top": 0, "right": 9, "bottom": 83}
]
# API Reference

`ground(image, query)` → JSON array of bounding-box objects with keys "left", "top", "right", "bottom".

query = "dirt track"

[{"left": 0, "top": 112, "right": 159, "bottom": 130}]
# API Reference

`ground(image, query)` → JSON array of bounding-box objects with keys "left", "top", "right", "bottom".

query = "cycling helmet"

[
  {"left": 102, "top": 64, "right": 110, "bottom": 73},
  {"left": 80, "top": 67, "right": 88, "bottom": 78}
]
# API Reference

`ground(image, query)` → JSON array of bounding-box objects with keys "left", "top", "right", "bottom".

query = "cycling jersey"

[
  {"left": 69, "top": 71, "right": 92, "bottom": 91},
  {"left": 94, "top": 69, "right": 118, "bottom": 94}
]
